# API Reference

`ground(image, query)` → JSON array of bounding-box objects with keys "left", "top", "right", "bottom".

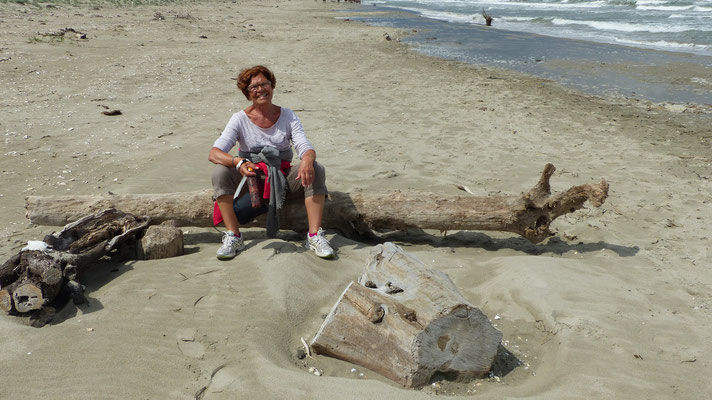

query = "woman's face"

[{"left": 247, "top": 73, "right": 273, "bottom": 104}]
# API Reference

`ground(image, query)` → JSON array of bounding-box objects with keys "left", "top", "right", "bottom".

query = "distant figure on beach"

[{"left": 208, "top": 65, "right": 334, "bottom": 260}]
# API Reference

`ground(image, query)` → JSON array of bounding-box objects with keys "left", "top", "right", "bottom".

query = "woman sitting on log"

[{"left": 208, "top": 65, "right": 334, "bottom": 260}]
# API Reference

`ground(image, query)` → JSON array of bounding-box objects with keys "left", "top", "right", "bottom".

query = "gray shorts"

[{"left": 212, "top": 161, "right": 327, "bottom": 200}]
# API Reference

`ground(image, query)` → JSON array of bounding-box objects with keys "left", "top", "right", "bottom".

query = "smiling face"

[{"left": 247, "top": 73, "right": 274, "bottom": 104}]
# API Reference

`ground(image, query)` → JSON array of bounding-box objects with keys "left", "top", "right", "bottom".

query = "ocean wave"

[
  {"left": 668, "top": 11, "right": 712, "bottom": 17},
  {"left": 633, "top": 0, "right": 667, "bottom": 5},
  {"left": 605, "top": 0, "right": 638, "bottom": 6},
  {"left": 499, "top": 16, "right": 539, "bottom": 21},
  {"left": 484, "top": 1, "right": 610, "bottom": 8},
  {"left": 637, "top": 5, "right": 696, "bottom": 10},
  {"left": 614, "top": 37, "right": 712, "bottom": 53},
  {"left": 403, "top": 0, "right": 612, "bottom": 9},
  {"left": 394, "top": 7, "right": 482, "bottom": 24},
  {"left": 550, "top": 18, "right": 705, "bottom": 33}
]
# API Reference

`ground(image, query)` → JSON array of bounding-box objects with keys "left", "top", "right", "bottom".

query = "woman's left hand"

[{"left": 297, "top": 158, "right": 315, "bottom": 187}]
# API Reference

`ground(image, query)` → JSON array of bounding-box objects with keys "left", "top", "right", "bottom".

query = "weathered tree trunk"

[
  {"left": 26, "top": 164, "right": 608, "bottom": 243},
  {"left": 311, "top": 242, "right": 502, "bottom": 388},
  {"left": 0, "top": 209, "right": 150, "bottom": 321}
]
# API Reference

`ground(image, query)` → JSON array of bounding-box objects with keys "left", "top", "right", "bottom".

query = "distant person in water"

[{"left": 208, "top": 65, "right": 334, "bottom": 260}]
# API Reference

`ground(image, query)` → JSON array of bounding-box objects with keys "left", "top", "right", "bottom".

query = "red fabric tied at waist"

[
  {"left": 211, "top": 160, "right": 291, "bottom": 226},
  {"left": 213, "top": 200, "right": 223, "bottom": 226},
  {"left": 253, "top": 160, "right": 292, "bottom": 199}
]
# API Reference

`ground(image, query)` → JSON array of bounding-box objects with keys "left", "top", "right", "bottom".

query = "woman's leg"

[
  {"left": 212, "top": 164, "right": 246, "bottom": 259},
  {"left": 212, "top": 164, "right": 243, "bottom": 235},
  {"left": 286, "top": 161, "right": 328, "bottom": 233},
  {"left": 287, "top": 162, "right": 333, "bottom": 258},
  {"left": 216, "top": 195, "right": 240, "bottom": 234},
  {"left": 304, "top": 194, "right": 325, "bottom": 234}
]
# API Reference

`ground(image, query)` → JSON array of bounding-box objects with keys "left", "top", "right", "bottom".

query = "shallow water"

[
  {"left": 363, "top": 0, "right": 712, "bottom": 56},
  {"left": 348, "top": 6, "right": 712, "bottom": 105}
]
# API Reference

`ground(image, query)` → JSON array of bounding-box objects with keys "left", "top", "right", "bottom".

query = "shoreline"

[
  {"left": 1, "top": 1, "right": 711, "bottom": 399},
  {"left": 348, "top": 5, "right": 712, "bottom": 107}
]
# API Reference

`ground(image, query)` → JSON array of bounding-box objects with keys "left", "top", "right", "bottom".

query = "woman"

[{"left": 208, "top": 65, "right": 333, "bottom": 260}]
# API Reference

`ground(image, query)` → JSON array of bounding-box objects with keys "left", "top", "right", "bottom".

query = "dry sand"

[{"left": 1, "top": 0, "right": 711, "bottom": 398}]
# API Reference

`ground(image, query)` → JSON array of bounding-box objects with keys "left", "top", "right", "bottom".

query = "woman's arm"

[
  {"left": 208, "top": 146, "right": 240, "bottom": 167},
  {"left": 208, "top": 147, "right": 257, "bottom": 177},
  {"left": 297, "top": 149, "right": 316, "bottom": 187},
  {"left": 287, "top": 110, "right": 314, "bottom": 159}
]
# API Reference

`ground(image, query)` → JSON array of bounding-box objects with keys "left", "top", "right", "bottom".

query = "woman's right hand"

[{"left": 239, "top": 161, "right": 259, "bottom": 177}]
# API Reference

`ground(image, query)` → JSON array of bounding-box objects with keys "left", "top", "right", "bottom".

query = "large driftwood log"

[
  {"left": 0, "top": 209, "right": 150, "bottom": 322},
  {"left": 26, "top": 164, "right": 608, "bottom": 243},
  {"left": 311, "top": 242, "right": 502, "bottom": 388}
]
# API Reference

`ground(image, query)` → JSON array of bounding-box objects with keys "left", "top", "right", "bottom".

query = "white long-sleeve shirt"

[{"left": 212, "top": 108, "right": 314, "bottom": 159}]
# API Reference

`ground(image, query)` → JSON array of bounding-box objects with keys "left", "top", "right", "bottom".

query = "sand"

[{"left": 1, "top": 0, "right": 711, "bottom": 398}]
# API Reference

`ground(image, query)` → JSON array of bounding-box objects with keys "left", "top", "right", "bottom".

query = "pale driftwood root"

[
  {"left": 25, "top": 164, "right": 608, "bottom": 244},
  {"left": 311, "top": 243, "right": 502, "bottom": 388}
]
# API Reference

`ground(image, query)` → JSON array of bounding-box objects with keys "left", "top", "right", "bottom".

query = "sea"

[{"left": 352, "top": 0, "right": 712, "bottom": 104}]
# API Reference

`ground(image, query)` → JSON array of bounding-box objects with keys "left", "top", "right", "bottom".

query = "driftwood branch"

[
  {"left": 25, "top": 164, "right": 608, "bottom": 243},
  {"left": 482, "top": 9, "right": 493, "bottom": 26}
]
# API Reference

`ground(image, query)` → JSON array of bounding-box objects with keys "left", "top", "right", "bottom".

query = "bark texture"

[
  {"left": 311, "top": 242, "right": 502, "bottom": 388},
  {"left": 25, "top": 164, "right": 608, "bottom": 243}
]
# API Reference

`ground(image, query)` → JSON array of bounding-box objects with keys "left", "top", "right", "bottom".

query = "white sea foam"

[
  {"left": 638, "top": 5, "right": 696, "bottom": 11},
  {"left": 614, "top": 37, "right": 712, "bottom": 53},
  {"left": 499, "top": 16, "right": 539, "bottom": 22},
  {"left": 550, "top": 18, "right": 703, "bottom": 33},
  {"left": 396, "top": 7, "right": 480, "bottom": 24}
]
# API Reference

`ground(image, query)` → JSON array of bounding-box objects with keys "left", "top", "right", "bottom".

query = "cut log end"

[
  {"left": 412, "top": 305, "right": 502, "bottom": 386},
  {"left": 13, "top": 284, "right": 44, "bottom": 313}
]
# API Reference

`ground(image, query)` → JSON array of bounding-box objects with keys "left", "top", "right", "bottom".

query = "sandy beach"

[{"left": 1, "top": 0, "right": 711, "bottom": 398}]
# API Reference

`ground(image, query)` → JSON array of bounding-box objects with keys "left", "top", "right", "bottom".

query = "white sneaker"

[
  {"left": 306, "top": 228, "right": 335, "bottom": 259},
  {"left": 216, "top": 231, "right": 245, "bottom": 260}
]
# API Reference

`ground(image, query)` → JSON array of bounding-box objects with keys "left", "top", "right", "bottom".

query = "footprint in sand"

[{"left": 176, "top": 328, "right": 205, "bottom": 358}]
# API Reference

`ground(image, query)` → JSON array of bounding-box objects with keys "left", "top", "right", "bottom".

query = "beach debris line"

[
  {"left": 0, "top": 209, "right": 184, "bottom": 326},
  {"left": 39, "top": 27, "right": 88, "bottom": 40},
  {"left": 0, "top": 209, "right": 148, "bottom": 324},
  {"left": 310, "top": 242, "right": 502, "bottom": 388},
  {"left": 25, "top": 164, "right": 609, "bottom": 244}
]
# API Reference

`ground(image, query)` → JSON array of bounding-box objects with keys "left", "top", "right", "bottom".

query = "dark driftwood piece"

[
  {"left": 25, "top": 164, "right": 608, "bottom": 243},
  {"left": 482, "top": 9, "right": 493, "bottom": 26},
  {"left": 0, "top": 209, "right": 149, "bottom": 322},
  {"left": 311, "top": 242, "right": 502, "bottom": 388}
]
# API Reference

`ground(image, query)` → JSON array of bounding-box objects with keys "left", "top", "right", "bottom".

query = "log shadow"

[
  {"left": 49, "top": 258, "right": 136, "bottom": 325},
  {"left": 374, "top": 229, "right": 639, "bottom": 257},
  {"left": 490, "top": 344, "right": 522, "bottom": 377},
  {"left": 183, "top": 227, "right": 637, "bottom": 258},
  {"left": 184, "top": 230, "right": 342, "bottom": 258}
]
